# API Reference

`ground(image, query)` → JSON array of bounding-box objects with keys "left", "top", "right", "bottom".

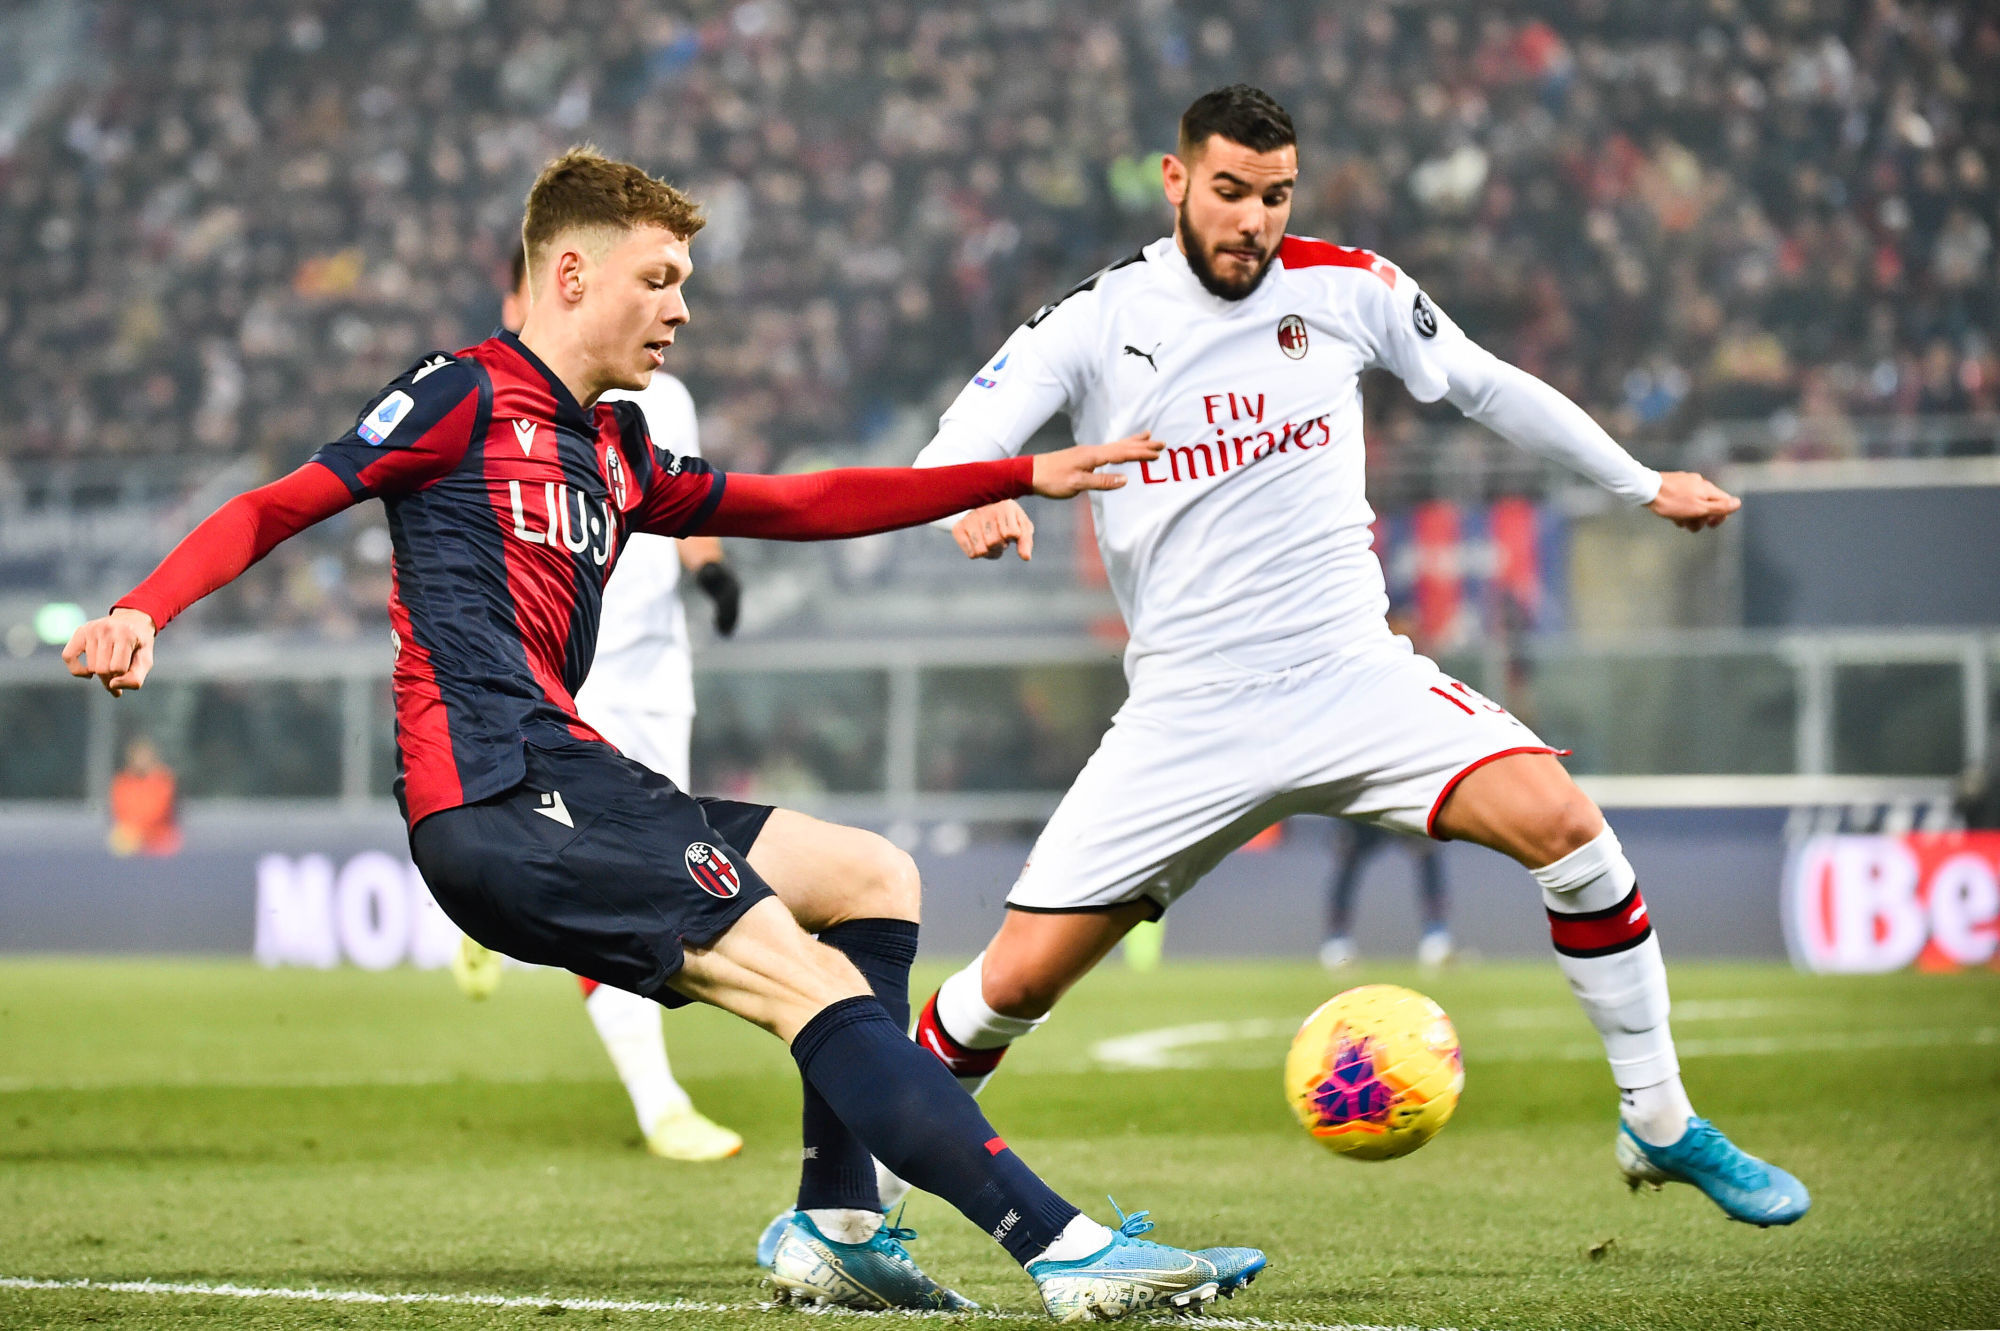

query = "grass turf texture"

[{"left": 1, "top": 957, "right": 1995, "bottom": 1330}]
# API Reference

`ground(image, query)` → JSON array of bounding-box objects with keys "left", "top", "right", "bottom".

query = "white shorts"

[
  {"left": 1007, "top": 639, "right": 1561, "bottom": 916},
  {"left": 578, "top": 705, "right": 693, "bottom": 789}
]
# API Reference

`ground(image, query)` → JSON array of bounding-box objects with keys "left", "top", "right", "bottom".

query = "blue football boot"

[
  {"left": 766, "top": 1211, "right": 976, "bottom": 1311},
  {"left": 754, "top": 1207, "right": 794, "bottom": 1269},
  {"left": 1027, "top": 1202, "right": 1263, "bottom": 1323},
  {"left": 1617, "top": 1118, "right": 1811, "bottom": 1227},
  {"left": 1194, "top": 1242, "right": 1269, "bottom": 1299}
]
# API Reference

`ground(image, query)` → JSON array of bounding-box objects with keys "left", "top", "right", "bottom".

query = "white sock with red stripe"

[
  {"left": 918, "top": 952, "right": 1048, "bottom": 1097},
  {"left": 583, "top": 981, "right": 692, "bottom": 1133},
  {"left": 1533, "top": 826, "right": 1694, "bottom": 1148}
]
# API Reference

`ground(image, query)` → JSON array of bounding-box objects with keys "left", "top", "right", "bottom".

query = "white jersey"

[
  {"left": 916, "top": 234, "right": 1661, "bottom": 687},
  {"left": 578, "top": 372, "right": 700, "bottom": 717}
]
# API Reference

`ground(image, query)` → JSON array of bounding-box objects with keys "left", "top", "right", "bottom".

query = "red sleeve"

[
  {"left": 115, "top": 462, "right": 356, "bottom": 630},
  {"left": 691, "top": 457, "right": 1034, "bottom": 540}
]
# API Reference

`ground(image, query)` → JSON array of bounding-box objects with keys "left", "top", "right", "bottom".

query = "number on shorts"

[{"left": 1430, "top": 679, "right": 1508, "bottom": 717}]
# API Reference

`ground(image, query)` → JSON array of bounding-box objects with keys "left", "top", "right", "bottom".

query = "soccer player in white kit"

[
  {"left": 451, "top": 248, "right": 746, "bottom": 1163},
  {"left": 903, "top": 85, "right": 1809, "bottom": 1226}
]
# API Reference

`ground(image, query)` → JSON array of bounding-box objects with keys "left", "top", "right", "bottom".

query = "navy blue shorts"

[{"left": 410, "top": 739, "right": 777, "bottom": 1008}]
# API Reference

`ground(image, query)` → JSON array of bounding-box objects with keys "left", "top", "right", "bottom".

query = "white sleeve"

[
  {"left": 642, "top": 374, "right": 700, "bottom": 459},
  {"left": 1363, "top": 274, "right": 1661, "bottom": 506},
  {"left": 912, "top": 304, "right": 1090, "bottom": 527},
  {"left": 914, "top": 299, "right": 1092, "bottom": 469}
]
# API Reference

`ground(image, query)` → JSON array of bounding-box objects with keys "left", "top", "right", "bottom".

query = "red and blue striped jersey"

[{"left": 310, "top": 331, "right": 724, "bottom": 826}]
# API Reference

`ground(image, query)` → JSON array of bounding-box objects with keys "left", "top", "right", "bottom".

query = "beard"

[{"left": 1178, "top": 198, "right": 1278, "bottom": 301}]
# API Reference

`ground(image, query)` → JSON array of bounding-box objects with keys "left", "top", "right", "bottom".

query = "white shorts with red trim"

[{"left": 1006, "top": 638, "right": 1562, "bottom": 916}]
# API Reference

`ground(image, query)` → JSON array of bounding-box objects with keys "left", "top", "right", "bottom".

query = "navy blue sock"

[
  {"left": 794, "top": 918, "right": 918, "bottom": 1213},
  {"left": 792, "top": 995, "right": 1080, "bottom": 1266}
]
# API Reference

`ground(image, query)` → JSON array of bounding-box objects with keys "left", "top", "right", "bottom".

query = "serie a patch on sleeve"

[{"left": 358, "top": 391, "right": 416, "bottom": 446}]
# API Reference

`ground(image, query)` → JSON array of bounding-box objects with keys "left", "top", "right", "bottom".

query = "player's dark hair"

[
  {"left": 510, "top": 241, "right": 528, "bottom": 293},
  {"left": 521, "top": 145, "right": 705, "bottom": 288},
  {"left": 1178, "top": 84, "right": 1296, "bottom": 160}
]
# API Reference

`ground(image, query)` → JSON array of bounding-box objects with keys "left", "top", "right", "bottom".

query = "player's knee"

[
  {"left": 1531, "top": 794, "right": 1605, "bottom": 866},
  {"left": 853, "top": 836, "right": 922, "bottom": 922},
  {"left": 978, "top": 952, "right": 1063, "bottom": 1020}
]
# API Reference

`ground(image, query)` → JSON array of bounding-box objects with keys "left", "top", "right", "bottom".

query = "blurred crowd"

[{"left": 3, "top": 0, "right": 1997, "bottom": 475}]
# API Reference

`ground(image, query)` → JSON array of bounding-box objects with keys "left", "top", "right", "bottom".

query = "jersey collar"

[
  {"left": 493, "top": 329, "right": 598, "bottom": 433},
  {"left": 1148, "top": 235, "right": 1281, "bottom": 317}
]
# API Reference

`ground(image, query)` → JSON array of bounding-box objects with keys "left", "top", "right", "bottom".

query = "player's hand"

[
  {"left": 693, "top": 560, "right": 742, "bottom": 636},
  {"left": 1646, "top": 471, "right": 1741, "bottom": 531},
  {"left": 1029, "top": 432, "right": 1162, "bottom": 500},
  {"left": 62, "top": 608, "right": 157, "bottom": 697},
  {"left": 955, "top": 500, "right": 1037, "bottom": 561}
]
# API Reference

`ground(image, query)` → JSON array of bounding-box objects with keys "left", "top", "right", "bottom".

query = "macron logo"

[
  {"left": 412, "top": 354, "right": 453, "bottom": 382},
  {"left": 534, "top": 790, "right": 573, "bottom": 828},
  {"left": 513, "top": 419, "right": 537, "bottom": 457}
]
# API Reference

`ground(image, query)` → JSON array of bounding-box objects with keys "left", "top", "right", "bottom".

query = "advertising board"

[{"left": 1784, "top": 833, "right": 2000, "bottom": 973}]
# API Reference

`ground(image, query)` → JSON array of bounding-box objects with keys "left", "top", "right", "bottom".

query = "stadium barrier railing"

[{"left": 3, "top": 627, "right": 1987, "bottom": 822}]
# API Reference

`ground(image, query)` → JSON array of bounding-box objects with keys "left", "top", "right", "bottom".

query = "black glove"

[{"left": 693, "top": 560, "right": 741, "bottom": 637}]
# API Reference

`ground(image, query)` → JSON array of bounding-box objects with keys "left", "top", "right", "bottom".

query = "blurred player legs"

[{"left": 1318, "top": 821, "right": 1452, "bottom": 971}]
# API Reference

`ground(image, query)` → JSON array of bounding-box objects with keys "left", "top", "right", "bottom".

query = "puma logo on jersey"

[
  {"left": 1122, "top": 343, "right": 1160, "bottom": 370},
  {"left": 513, "top": 419, "right": 537, "bottom": 457},
  {"left": 534, "top": 790, "right": 573, "bottom": 828}
]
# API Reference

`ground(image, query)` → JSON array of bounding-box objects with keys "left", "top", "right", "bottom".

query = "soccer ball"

[{"left": 1284, "top": 983, "right": 1463, "bottom": 1160}]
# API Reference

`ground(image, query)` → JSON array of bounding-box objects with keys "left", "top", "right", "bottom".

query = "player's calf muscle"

[{"left": 982, "top": 905, "right": 1148, "bottom": 1017}]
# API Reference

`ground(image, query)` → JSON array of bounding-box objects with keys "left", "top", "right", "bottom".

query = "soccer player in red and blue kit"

[{"left": 64, "top": 147, "right": 1265, "bottom": 1320}]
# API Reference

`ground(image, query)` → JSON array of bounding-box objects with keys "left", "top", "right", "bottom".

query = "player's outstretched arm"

[
  {"left": 1028, "top": 434, "right": 1160, "bottom": 497},
  {"left": 951, "top": 432, "right": 1160, "bottom": 560},
  {"left": 689, "top": 436, "right": 1160, "bottom": 542},
  {"left": 63, "top": 462, "right": 355, "bottom": 696},
  {"left": 1645, "top": 471, "right": 1741, "bottom": 531}
]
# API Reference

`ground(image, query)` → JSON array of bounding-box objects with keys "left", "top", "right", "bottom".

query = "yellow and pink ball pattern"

[{"left": 1284, "top": 983, "right": 1464, "bottom": 1161}]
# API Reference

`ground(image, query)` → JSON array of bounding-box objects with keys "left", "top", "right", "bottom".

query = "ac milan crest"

[
  {"left": 684, "top": 841, "right": 741, "bottom": 898},
  {"left": 1277, "top": 314, "right": 1309, "bottom": 359}
]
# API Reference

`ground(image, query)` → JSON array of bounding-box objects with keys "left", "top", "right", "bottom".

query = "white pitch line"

[
  {"left": 1085, "top": 1021, "right": 1999, "bottom": 1074},
  {"left": 0, "top": 1276, "right": 1469, "bottom": 1331},
  {"left": 1093, "top": 1018, "right": 1298, "bottom": 1070}
]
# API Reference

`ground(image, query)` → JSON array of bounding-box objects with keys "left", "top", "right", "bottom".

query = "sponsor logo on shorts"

[{"left": 685, "top": 841, "right": 741, "bottom": 898}]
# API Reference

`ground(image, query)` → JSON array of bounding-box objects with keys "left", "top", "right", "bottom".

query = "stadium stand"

[
  {"left": 0, "top": 0, "right": 1995, "bottom": 631},
  {"left": 4, "top": 1, "right": 1996, "bottom": 464}
]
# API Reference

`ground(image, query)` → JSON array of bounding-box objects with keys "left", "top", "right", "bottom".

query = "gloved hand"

[{"left": 693, "top": 560, "right": 742, "bottom": 637}]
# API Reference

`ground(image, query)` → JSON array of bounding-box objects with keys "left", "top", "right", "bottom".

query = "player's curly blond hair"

[{"left": 521, "top": 146, "right": 705, "bottom": 286}]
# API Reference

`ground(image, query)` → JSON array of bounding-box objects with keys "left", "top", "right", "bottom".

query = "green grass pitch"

[{"left": 2, "top": 956, "right": 1996, "bottom": 1330}]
